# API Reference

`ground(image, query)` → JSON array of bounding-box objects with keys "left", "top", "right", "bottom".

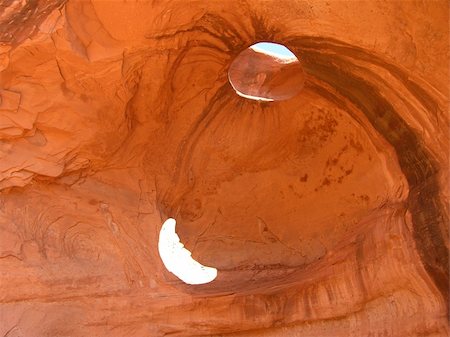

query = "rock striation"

[{"left": 0, "top": 1, "right": 448, "bottom": 337}]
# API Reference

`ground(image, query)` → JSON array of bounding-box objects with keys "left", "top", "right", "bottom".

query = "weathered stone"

[{"left": 0, "top": 1, "right": 448, "bottom": 336}]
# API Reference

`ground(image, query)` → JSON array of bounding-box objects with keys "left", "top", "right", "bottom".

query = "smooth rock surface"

[{"left": 0, "top": 1, "right": 448, "bottom": 336}]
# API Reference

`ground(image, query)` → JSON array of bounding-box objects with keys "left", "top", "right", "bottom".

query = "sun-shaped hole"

[{"left": 228, "top": 42, "right": 305, "bottom": 102}]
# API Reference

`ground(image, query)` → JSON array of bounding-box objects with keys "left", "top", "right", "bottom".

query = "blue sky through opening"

[{"left": 251, "top": 42, "right": 296, "bottom": 59}]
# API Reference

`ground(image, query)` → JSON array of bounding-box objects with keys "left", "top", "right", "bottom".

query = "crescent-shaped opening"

[{"left": 158, "top": 218, "right": 218, "bottom": 285}]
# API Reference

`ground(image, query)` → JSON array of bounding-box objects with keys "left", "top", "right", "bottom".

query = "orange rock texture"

[{"left": 0, "top": 1, "right": 448, "bottom": 336}]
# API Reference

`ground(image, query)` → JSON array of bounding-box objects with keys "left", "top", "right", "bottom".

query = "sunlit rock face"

[{"left": 0, "top": 1, "right": 448, "bottom": 337}]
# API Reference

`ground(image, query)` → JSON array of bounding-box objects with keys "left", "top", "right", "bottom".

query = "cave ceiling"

[{"left": 0, "top": 1, "right": 448, "bottom": 337}]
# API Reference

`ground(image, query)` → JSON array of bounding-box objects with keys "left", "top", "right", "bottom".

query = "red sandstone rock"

[{"left": 0, "top": 1, "right": 448, "bottom": 337}]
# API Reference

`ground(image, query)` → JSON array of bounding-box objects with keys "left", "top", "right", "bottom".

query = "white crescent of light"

[{"left": 158, "top": 218, "right": 218, "bottom": 285}]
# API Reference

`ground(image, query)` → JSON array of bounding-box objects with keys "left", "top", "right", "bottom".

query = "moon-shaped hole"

[
  {"left": 228, "top": 42, "right": 305, "bottom": 101},
  {"left": 158, "top": 218, "right": 218, "bottom": 285}
]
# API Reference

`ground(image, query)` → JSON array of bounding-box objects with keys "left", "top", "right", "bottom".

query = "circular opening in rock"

[
  {"left": 228, "top": 42, "right": 305, "bottom": 101},
  {"left": 158, "top": 218, "right": 218, "bottom": 285}
]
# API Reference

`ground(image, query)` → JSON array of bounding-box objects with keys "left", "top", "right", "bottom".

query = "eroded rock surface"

[{"left": 0, "top": 1, "right": 448, "bottom": 336}]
